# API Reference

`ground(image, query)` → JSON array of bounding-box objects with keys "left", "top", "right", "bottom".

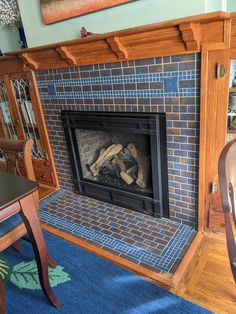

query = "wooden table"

[{"left": 0, "top": 172, "right": 60, "bottom": 314}]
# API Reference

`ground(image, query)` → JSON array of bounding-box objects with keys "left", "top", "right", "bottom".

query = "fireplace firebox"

[{"left": 62, "top": 111, "right": 169, "bottom": 218}]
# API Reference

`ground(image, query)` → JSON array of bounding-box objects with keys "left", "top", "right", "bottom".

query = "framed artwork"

[{"left": 40, "top": 0, "right": 136, "bottom": 25}]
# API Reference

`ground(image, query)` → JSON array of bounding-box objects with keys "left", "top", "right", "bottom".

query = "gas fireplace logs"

[{"left": 89, "top": 143, "right": 148, "bottom": 189}]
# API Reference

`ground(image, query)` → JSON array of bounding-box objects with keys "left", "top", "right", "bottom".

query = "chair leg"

[
  {"left": 11, "top": 242, "right": 23, "bottom": 252},
  {"left": 22, "top": 235, "right": 57, "bottom": 268},
  {"left": 47, "top": 255, "right": 57, "bottom": 269},
  {"left": 230, "top": 262, "right": 236, "bottom": 284},
  {"left": 19, "top": 195, "right": 60, "bottom": 308},
  {"left": 0, "top": 280, "right": 5, "bottom": 314}
]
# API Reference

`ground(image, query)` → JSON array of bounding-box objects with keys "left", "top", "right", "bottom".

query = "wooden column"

[{"left": 198, "top": 47, "right": 230, "bottom": 231}]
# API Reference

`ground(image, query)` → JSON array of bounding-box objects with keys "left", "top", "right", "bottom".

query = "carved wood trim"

[
  {"left": 179, "top": 22, "right": 200, "bottom": 50},
  {"left": 56, "top": 46, "right": 77, "bottom": 66},
  {"left": 0, "top": 12, "right": 231, "bottom": 71},
  {"left": 106, "top": 37, "right": 128, "bottom": 59},
  {"left": 18, "top": 53, "right": 39, "bottom": 71}
]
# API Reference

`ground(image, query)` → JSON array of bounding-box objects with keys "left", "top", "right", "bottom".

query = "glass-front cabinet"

[{"left": 0, "top": 71, "right": 58, "bottom": 189}]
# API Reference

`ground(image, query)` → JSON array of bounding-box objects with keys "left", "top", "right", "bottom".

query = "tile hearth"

[{"left": 40, "top": 189, "right": 196, "bottom": 275}]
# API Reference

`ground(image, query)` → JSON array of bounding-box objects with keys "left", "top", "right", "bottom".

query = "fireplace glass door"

[{"left": 76, "top": 129, "right": 152, "bottom": 196}]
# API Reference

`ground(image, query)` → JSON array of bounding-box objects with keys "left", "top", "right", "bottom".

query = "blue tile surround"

[
  {"left": 36, "top": 53, "right": 200, "bottom": 228},
  {"left": 40, "top": 189, "right": 196, "bottom": 274}
]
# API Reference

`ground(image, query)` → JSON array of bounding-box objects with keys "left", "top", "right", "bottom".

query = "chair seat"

[{"left": 0, "top": 214, "right": 23, "bottom": 236}]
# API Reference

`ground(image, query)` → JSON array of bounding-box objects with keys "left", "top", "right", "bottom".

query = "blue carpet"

[{"left": 3, "top": 232, "right": 212, "bottom": 314}]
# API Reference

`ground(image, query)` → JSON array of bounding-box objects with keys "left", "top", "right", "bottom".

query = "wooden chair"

[
  {"left": 0, "top": 279, "right": 5, "bottom": 314},
  {"left": 0, "top": 138, "right": 58, "bottom": 313},
  {"left": 218, "top": 139, "right": 236, "bottom": 283},
  {"left": 0, "top": 138, "right": 39, "bottom": 253}
]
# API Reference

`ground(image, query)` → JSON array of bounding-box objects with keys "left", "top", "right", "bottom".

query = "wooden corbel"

[
  {"left": 106, "top": 37, "right": 128, "bottom": 59},
  {"left": 56, "top": 46, "right": 77, "bottom": 66},
  {"left": 18, "top": 53, "right": 39, "bottom": 71},
  {"left": 179, "top": 22, "right": 200, "bottom": 51}
]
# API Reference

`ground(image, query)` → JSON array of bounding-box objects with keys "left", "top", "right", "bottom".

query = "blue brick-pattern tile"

[
  {"left": 36, "top": 53, "right": 200, "bottom": 228},
  {"left": 40, "top": 189, "right": 196, "bottom": 274}
]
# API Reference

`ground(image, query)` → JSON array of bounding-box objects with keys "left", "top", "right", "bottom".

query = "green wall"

[
  {"left": 0, "top": 28, "right": 21, "bottom": 53},
  {"left": 227, "top": 0, "right": 236, "bottom": 11},
  {"left": 18, "top": 0, "right": 209, "bottom": 48},
  {"left": 1, "top": 0, "right": 234, "bottom": 51}
]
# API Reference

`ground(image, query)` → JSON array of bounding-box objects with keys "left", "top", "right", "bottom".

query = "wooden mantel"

[{"left": 0, "top": 11, "right": 232, "bottom": 72}]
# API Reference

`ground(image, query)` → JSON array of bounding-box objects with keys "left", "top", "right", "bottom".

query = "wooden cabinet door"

[
  {"left": 0, "top": 72, "right": 58, "bottom": 187},
  {"left": 0, "top": 77, "right": 19, "bottom": 140}
]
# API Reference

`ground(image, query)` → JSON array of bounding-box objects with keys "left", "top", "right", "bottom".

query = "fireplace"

[{"left": 62, "top": 111, "right": 169, "bottom": 218}]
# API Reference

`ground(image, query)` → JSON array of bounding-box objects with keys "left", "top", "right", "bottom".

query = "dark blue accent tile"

[
  {"left": 164, "top": 77, "right": 178, "bottom": 93},
  {"left": 48, "top": 84, "right": 56, "bottom": 96}
]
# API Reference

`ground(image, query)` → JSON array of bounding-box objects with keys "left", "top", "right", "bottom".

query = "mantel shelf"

[{"left": 0, "top": 11, "right": 231, "bottom": 73}]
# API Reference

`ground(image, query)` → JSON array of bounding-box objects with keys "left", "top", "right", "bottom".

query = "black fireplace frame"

[{"left": 62, "top": 111, "right": 169, "bottom": 218}]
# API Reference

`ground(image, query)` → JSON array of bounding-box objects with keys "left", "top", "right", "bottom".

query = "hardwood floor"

[{"left": 176, "top": 233, "right": 236, "bottom": 314}]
